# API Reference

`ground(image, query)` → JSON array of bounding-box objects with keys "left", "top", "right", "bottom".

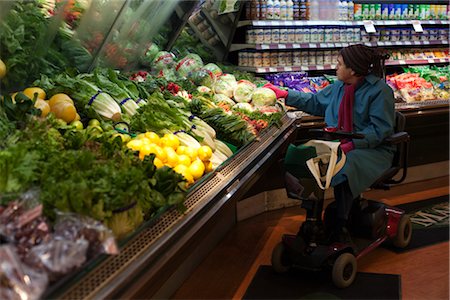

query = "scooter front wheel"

[
  {"left": 271, "top": 242, "right": 291, "bottom": 273},
  {"left": 392, "top": 214, "right": 412, "bottom": 248},
  {"left": 332, "top": 252, "right": 357, "bottom": 288}
]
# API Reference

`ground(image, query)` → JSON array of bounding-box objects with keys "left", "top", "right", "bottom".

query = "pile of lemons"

[
  {"left": 13, "top": 87, "right": 79, "bottom": 123},
  {"left": 127, "top": 132, "right": 213, "bottom": 185}
]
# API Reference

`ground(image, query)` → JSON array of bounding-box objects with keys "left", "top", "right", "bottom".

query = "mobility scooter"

[{"left": 271, "top": 112, "right": 412, "bottom": 288}]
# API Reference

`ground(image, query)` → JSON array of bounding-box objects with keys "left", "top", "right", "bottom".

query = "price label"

[
  {"left": 261, "top": 45, "right": 269, "bottom": 50},
  {"left": 412, "top": 20, "right": 423, "bottom": 32},
  {"left": 278, "top": 44, "right": 286, "bottom": 49},
  {"left": 427, "top": 59, "right": 435, "bottom": 63},
  {"left": 398, "top": 60, "right": 406, "bottom": 65},
  {"left": 320, "top": 43, "right": 328, "bottom": 48},
  {"left": 413, "top": 41, "right": 421, "bottom": 45},
  {"left": 422, "top": 40, "right": 430, "bottom": 45},
  {"left": 363, "top": 20, "right": 376, "bottom": 33},
  {"left": 335, "top": 43, "right": 342, "bottom": 48},
  {"left": 285, "top": 66, "right": 293, "bottom": 71},
  {"left": 309, "top": 43, "right": 317, "bottom": 48}
]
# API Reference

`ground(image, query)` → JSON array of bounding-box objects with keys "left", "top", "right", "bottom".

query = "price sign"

[
  {"left": 309, "top": 43, "right": 317, "bottom": 48},
  {"left": 363, "top": 20, "right": 376, "bottom": 33},
  {"left": 278, "top": 44, "right": 286, "bottom": 49},
  {"left": 412, "top": 20, "right": 423, "bottom": 32}
]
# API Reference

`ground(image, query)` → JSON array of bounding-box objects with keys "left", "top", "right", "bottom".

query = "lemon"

[
  {"left": 145, "top": 131, "right": 160, "bottom": 145},
  {"left": 176, "top": 145, "right": 187, "bottom": 155},
  {"left": 189, "top": 159, "right": 205, "bottom": 180},
  {"left": 178, "top": 154, "right": 191, "bottom": 167},
  {"left": 51, "top": 101, "right": 77, "bottom": 123},
  {"left": 127, "top": 139, "right": 143, "bottom": 151},
  {"left": 48, "top": 93, "right": 73, "bottom": 107},
  {"left": 197, "top": 145, "right": 213, "bottom": 161},
  {"left": 165, "top": 150, "right": 179, "bottom": 167},
  {"left": 173, "top": 164, "right": 188, "bottom": 175},
  {"left": 184, "top": 146, "right": 198, "bottom": 161},
  {"left": 139, "top": 143, "right": 158, "bottom": 160},
  {"left": 153, "top": 145, "right": 167, "bottom": 162},
  {"left": 204, "top": 160, "right": 213, "bottom": 173},
  {"left": 0, "top": 59, "right": 6, "bottom": 79},
  {"left": 161, "top": 133, "right": 180, "bottom": 150},
  {"left": 153, "top": 157, "right": 164, "bottom": 168},
  {"left": 180, "top": 169, "right": 194, "bottom": 185},
  {"left": 34, "top": 99, "right": 50, "bottom": 117},
  {"left": 23, "top": 87, "right": 46, "bottom": 100}
]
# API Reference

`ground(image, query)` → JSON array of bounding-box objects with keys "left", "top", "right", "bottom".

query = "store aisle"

[{"left": 172, "top": 176, "right": 449, "bottom": 300}]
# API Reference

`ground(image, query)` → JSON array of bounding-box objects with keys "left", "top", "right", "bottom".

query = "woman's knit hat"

[{"left": 339, "top": 44, "right": 389, "bottom": 77}]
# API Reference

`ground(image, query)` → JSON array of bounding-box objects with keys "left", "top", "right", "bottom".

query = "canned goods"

[
  {"left": 380, "top": 29, "right": 391, "bottom": 42},
  {"left": 207, "top": 35, "right": 220, "bottom": 46},
  {"left": 340, "top": 27, "right": 347, "bottom": 42},
  {"left": 295, "top": 28, "right": 304, "bottom": 43},
  {"left": 324, "top": 27, "right": 333, "bottom": 43},
  {"left": 332, "top": 27, "right": 341, "bottom": 42},
  {"left": 278, "top": 52, "right": 286, "bottom": 66},
  {"left": 238, "top": 52, "right": 248, "bottom": 66},
  {"left": 317, "top": 27, "right": 325, "bottom": 43},
  {"left": 316, "top": 51, "right": 324, "bottom": 65},
  {"left": 280, "top": 28, "right": 289, "bottom": 43},
  {"left": 411, "top": 34, "right": 421, "bottom": 41},
  {"left": 390, "top": 33, "right": 400, "bottom": 42},
  {"left": 254, "top": 28, "right": 265, "bottom": 44},
  {"left": 262, "top": 52, "right": 271, "bottom": 66},
  {"left": 254, "top": 52, "right": 263, "bottom": 67},
  {"left": 310, "top": 27, "right": 319, "bottom": 43},
  {"left": 285, "top": 52, "right": 293, "bottom": 65},
  {"left": 247, "top": 52, "right": 255, "bottom": 66},
  {"left": 272, "top": 28, "right": 280, "bottom": 43},
  {"left": 303, "top": 27, "right": 311, "bottom": 42},
  {"left": 323, "top": 50, "right": 332, "bottom": 64},
  {"left": 400, "top": 29, "right": 411, "bottom": 41},
  {"left": 308, "top": 51, "right": 316, "bottom": 65},
  {"left": 246, "top": 29, "right": 255, "bottom": 44},
  {"left": 190, "top": 11, "right": 203, "bottom": 25},
  {"left": 270, "top": 51, "right": 279, "bottom": 66},
  {"left": 197, "top": 20, "right": 209, "bottom": 32},
  {"left": 264, "top": 29, "right": 272, "bottom": 43},
  {"left": 300, "top": 51, "right": 308, "bottom": 65},
  {"left": 202, "top": 28, "right": 215, "bottom": 40},
  {"left": 346, "top": 27, "right": 354, "bottom": 42},
  {"left": 419, "top": 33, "right": 429, "bottom": 41},
  {"left": 287, "top": 27, "right": 296, "bottom": 43},
  {"left": 293, "top": 51, "right": 302, "bottom": 65}
]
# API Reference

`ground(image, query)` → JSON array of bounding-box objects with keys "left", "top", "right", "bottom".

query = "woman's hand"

[{"left": 263, "top": 83, "right": 289, "bottom": 99}]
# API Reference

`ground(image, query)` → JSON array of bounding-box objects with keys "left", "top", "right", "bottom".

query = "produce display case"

[{"left": 0, "top": 1, "right": 301, "bottom": 299}]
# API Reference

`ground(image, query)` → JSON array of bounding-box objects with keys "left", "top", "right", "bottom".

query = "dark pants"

[{"left": 333, "top": 180, "right": 354, "bottom": 222}]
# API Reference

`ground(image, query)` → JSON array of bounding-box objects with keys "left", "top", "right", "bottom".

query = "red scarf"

[{"left": 337, "top": 79, "right": 364, "bottom": 133}]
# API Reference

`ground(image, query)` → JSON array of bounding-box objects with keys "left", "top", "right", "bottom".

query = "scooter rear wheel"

[
  {"left": 271, "top": 242, "right": 291, "bottom": 273},
  {"left": 392, "top": 214, "right": 412, "bottom": 248},
  {"left": 332, "top": 252, "right": 357, "bottom": 288}
]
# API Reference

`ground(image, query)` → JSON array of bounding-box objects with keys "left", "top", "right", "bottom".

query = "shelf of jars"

[
  {"left": 237, "top": 57, "right": 448, "bottom": 73},
  {"left": 237, "top": 19, "right": 450, "bottom": 27},
  {"left": 230, "top": 39, "right": 449, "bottom": 51}
]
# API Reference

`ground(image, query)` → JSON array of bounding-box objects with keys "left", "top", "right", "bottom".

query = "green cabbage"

[
  {"left": 251, "top": 88, "right": 277, "bottom": 107},
  {"left": 233, "top": 80, "right": 256, "bottom": 103}
]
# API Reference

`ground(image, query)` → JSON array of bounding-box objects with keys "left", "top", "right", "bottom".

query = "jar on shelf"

[
  {"left": 400, "top": 28, "right": 411, "bottom": 41},
  {"left": 264, "top": 28, "right": 272, "bottom": 43},
  {"left": 262, "top": 51, "right": 271, "bottom": 66},
  {"left": 272, "top": 27, "right": 281, "bottom": 43},
  {"left": 317, "top": 26, "right": 325, "bottom": 43},
  {"left": 346, "top": 26, "right": 355, "bottom": 42},
  {"left": 285, "top": 52, "right": 293, "bottom": 65},
  {"left": 293, "top": 51, "right": 302, "bottom": 64},
  {"left": 324, "top": 27, "right": 333, "bottom": 43},
  {"left": 316, "top": 51, "right": 324, "bottom": 65},
  {"left": 246, "top": 28, "right": 256, "bottom": 44},
  {"left": 340, "top": 27, "right": 347, "bottom": 42},
  {"left": 380, "top": 29, "right": 391, "bottom": 42},
  {"left": 352, "top": 27, "right": 361, "bottom": 41},
  {"left": 280, "top": 27, "right": 289, "bottom": 43},
  {"left": 287, "top": 27, "right": 296, "bottom": 43},
  {"left": 332, "top": 27, "right": 341, "bottom": 42},
  {"left": 307, "top": 50, "right": 316, "bottom": 65},
  {"left": 247, "top": 51, "right": 255, "bottom": 66},
  {"left": 270, "top": 51, "right": 279, "bottom": 66},
  {"left": 295, "top": 28, "right": 304, "bottom": 43},
  {"left": 207, "top": 35, "right": 221, "bottom": 46},
  {"left": 300, "top": 51, "right": 309, "bottom": 65},
  {"left": 323, "top": 50, "right": 332, "bottom": 64},
  {"left": 201, "top": 28, "right": 216, "bottom": 40},
  {"left": 303, "top": 27, "right": 311, "bottom": 42},
  {"left": 429, "top": 28, "right": 439, "bottom": 41},
  {"left": 255, "top": 28, "right": 265, "bottom": 43},
  {"left": 238, "top": 52, "right": 249, "bottom": 66},
  {"left": 310, "top": 26, "right": 319, "bottom": 43},
  {"left": 197, "top": 20, "right": 209, "bottom": 32},
  {"left": 254, "top": 51, "right": 263, "bottom": 67}
]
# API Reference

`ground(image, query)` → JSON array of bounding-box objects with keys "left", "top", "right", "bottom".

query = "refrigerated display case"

[{"left": 0, "top": 1, "right": 300, "bottom": 299}]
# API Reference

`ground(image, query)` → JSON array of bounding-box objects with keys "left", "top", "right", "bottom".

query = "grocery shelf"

[
  {"left": 231, "top": 40, "right": 449, "bottom": 52},
  {"left": 48, "top": 115, "right": 296, "bottom": 299},
  {"left": 237, "top": 65, "right": 337, "bottom": 73},
  {"left": 237, "top": 19, "right": 450, "bottom": 27},
  {"left": 386, "top": 57, "right": 450, "bottom": 66}
]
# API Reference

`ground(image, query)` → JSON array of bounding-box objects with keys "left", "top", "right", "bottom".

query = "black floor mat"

[{"left": 243, "top": 265, "right": 401, "bottom": 300}]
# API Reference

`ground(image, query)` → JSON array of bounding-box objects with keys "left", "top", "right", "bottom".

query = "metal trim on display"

[{"left": 53, "top": 115, "right": 296, "bottom": 299}]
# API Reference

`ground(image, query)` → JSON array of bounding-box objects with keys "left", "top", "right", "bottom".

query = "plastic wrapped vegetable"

[
  {"left": 251, "top": 87, "right": 277, "bottom": 107},
  {"left": 175, "top": 57, "right": 202, "bottom": 78},
  {"left": 202, "top": 63, "right": 223, "bottom": 78},
  {"left": 214, "top": 74, "right": 237, "bottom": 98},
  {"left": 188, "top": 69, "right": 216, "bottom": 87},
  {"left": 184, "top": 53, "right": 203, "bottom": 65},
  {"left": 233, "top": 80, "right": 256, "bottom": 103},
  {"left": 140, "top": 43, "right": 160, "bottom": 66},
  {"left": 152, "top": 51, "right": 175, "bottom": 70},
  {"left": 0, "top": 245, "right": 48, "bottom": 300}
]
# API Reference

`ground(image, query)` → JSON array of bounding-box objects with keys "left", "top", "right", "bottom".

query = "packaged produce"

[
  {"left": 202, "top": 63, "right": 223, "bottom": 78},
  {"left": 175, "top": 57, "right": 203, "bottom": 78},
  {"left": 152, "top": 51, "right": 176, "bottom": 70},
  {"left": 188, "top": 69, "right": 216, "bottom": 87},
  {"left": 0, "top": 245, "right": 48, "bottom": 300},
  {"left": 233, "top": 80, "right": 256, "bottom": 103},
  {"left": 141, "top": 43, "right": 160, "bottom": 66}
]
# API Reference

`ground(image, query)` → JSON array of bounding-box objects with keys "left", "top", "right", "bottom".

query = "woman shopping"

[{"left": 265, "top": 44, "right": 395, "bottom": 243}]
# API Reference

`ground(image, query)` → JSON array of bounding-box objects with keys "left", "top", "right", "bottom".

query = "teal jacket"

[{"left": 286, "top": 74, "right": 395, "bottom": 198}]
